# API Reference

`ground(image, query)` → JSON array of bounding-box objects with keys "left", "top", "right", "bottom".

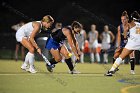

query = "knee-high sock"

[
  {"left": 28, "top": 52, "right": 35, "bottom": 68},
  {"left": 80, "top": 52, "right": 84, "bottom": 63},
  {"left": 130, "top": 58, "right": 135, "bottom": 70},
  {"left": 90, "top": 53, "right": 94, "bottom": 62},
  {"left": 103, "top": 53, "right": 108, "bottom": 63},
  {"left": 65, "top": 58, "right": 74, "bottom": 71},
  {"left": 109, "top": 57, "right": 122, "bottom": 71},
  {"left": 96, "top": 53, "right": 100, "bottom": 62},
  {"left": 23, "top": 52, "right": 30, "bottom": 66},
  {"left": 50, "top": 58, "right": 58, "bottom": 65}
]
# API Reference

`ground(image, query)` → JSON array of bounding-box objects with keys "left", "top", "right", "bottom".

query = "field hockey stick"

[
  {"left": 72, "top": 54, "right": 80, "bottom": 71},
  {"left": 41, "top": 53, "right": 51, "bottom": 65}
]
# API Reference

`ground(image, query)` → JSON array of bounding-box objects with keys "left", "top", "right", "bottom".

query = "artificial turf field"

[{"left": 0, "top": 59, "right": 140, "bottom": 93}]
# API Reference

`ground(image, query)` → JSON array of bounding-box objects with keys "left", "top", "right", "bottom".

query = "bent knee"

[
  {"left": 55, "top": 57, "right": 62, "bottom": 62},
  {"left": 29, "top": 47, "right": 35, "bottom": 53}
]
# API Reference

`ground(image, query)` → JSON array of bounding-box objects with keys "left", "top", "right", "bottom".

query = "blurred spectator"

[
  {"left": 100, "top": 25, "right": 115, "bottom": 64},
  {"left": 11, "top": 21, "right": 25, "bottom": 61},
  {"left": 88, "top": 24, "right": 100, "bottom": 63},
  {"left": 75, "top": 28, "right": 87, "bottom": 63}
]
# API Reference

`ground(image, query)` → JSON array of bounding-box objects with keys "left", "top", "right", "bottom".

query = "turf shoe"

[
  {"left": 130, "top": 70, "right": 135, "bottom": 74},
  {"left": 105, "top": 71, "right": 114, "bottom": 76},
  {"left": 46, "top": 64, "right": 55, "bottom": 72},
  {"left": 21, "top": 63, "right": 28, "bottom": 71},
  {"left": 29, "top": 66, "right": 37, "bottom": 73}
]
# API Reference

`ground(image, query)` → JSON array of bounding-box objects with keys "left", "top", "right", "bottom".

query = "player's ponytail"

[{"left": 130, "top": 11, "right": 140, "bottom": 22}]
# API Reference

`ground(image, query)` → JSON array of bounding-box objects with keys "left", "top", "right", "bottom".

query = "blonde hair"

[{"left": 42, "top": 15, "right": 54, "bottom": 23}]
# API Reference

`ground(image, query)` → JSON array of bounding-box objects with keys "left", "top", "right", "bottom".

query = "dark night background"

[
  {"left": 0, "top": 0, "right": 140, "bottom": 33},
  {"left": 0, "top": 0, "right": 140, "bottom": 50}
]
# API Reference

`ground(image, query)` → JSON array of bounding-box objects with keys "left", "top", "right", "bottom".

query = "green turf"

[{"left": 0, "top": 60, "right": 140, "bottom": 93}]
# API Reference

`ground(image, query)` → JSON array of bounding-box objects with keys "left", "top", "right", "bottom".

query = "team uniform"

[
  {"left": 101, "top": 31, "right": 112, "bottom": 63},
  {"left": 16, "top": 21, "right": 42, "bottom": 42},
  {"left": 101, "top": 31, "right": 111, "bottom": 50},
  {"left": 45, "top": 26, "right": 81, "bottom": 74},
  {"left": 114, "top": 24, "right": 135, "bottom": 74},
  {"left": 88, "top": 31, "right": 100, "bottom": 63},
  {"left": 125, "top": 22, "right": 140, "bottom": 50},
  {"left": 106, "top": 22, "right": 140, "bottom": 76},
  {"left": 120, "top": 24, "right": 128, "bottom": 48},
  {"left": 45, "top": 27, "right": 68, "bottom": 50},
  {"left": 75, "top": 29, "right": 86, "bottom": 63},
  {"left": 88, "top": 31, "right": 98, "bottom": 49},
  {"left": 16, "top": 21, "right": 42, "bottom": 73}
]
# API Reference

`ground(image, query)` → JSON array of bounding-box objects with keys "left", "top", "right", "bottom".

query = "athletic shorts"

[
  {"left": 101, "top": 43, "right": 110, "bottom": 50},
  {"left": 89, "top": 40, "right": 98, "bottom": 48},
  {"left": 125, "top": 40, "right": 140, "bottom": 50},
  {"left": 16, "top": 28, "right": 27, "bottom": 42},
  {"left": 45, "top": 37, "right": 62, "bottom": 50}
]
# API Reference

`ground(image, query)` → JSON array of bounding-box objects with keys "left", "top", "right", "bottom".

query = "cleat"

[
  {"left": 105, "top": 71, "right": 114, "bottom": 76},
  {"left": 130, "top": 70, "right": 135, "bottom": 75},
  {"left": 21, "top": 64, "right": 28, "bottom": 71},
  {"left": 29, "top": 66, "right": 37, "bottom": 74},
  {"left": 46, "top": 64, "right": 54, "bottom": 72}
]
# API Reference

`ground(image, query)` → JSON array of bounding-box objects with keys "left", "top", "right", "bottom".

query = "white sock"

[
  {"left": 22, "top": 52, "right": 30, "bottom": 66},
  {"left": 90, "top": 53, "right": 94, "bottom": 62},
  {"left": 96, "top": 53, "right": 100, "bottom": 62},
  {"left": 103, "top": 53, "right": 108, "bottom": 63},
  {"left": 109, "top": 57, "right": 122, "bottom": 71},
  {"left": 28, "top": 52, "right": 35, "bottom": 68},
  {"left": 80, "top": 52, "right": 84, "bottom": 63}
]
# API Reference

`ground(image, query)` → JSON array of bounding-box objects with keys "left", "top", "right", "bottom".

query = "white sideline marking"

[
  {"left": 0, "top": 73, "right": 99, "bottom": 76},
  {"left": 0, "top": 73, "right": 45, "bottom": 76}
]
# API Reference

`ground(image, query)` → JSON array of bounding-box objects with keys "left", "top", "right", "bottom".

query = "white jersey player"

[
  {"left": 75, "top": 29, "right": 87, "bottom": 63},
  {"left": 100, "top": 25, "right": 115, "bottom": 63},
  {"left": 16, "top": 15, "right": 54, "bottom": 73},
  {"left": 88, "top": 24, "right": 100, "bottom": 63},
  {"left": 106, "top": 11, "right": 140, "bottom": 76}
]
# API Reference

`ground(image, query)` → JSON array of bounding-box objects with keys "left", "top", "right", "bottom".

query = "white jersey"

[
  {"left": 75, "top": 29, "right": 86, "bottom": 49},
  {"left": 101, "top": 31, "right": 111, "bottom": 43},
  {"left": 88, "top": 31, "right": 98, "bottom": 48},
  {"left": 88, "top": 31, "right": 98, "bottom": 43},
  {"left": 125, "top": 22, "right": 140, "bottom": 50},
  {"left": 16, "top": 21, "right": 42, "bottom": 42}
]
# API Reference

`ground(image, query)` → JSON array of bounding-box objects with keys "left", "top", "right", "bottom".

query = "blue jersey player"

[{"left": 45, "top": 21, "right": 82, "bottom": 74}]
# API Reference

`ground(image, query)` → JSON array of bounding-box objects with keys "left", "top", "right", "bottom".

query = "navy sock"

[
  {"left": 113, "top": 58, "right": 116, "bottom": 64},
  {"left": 50, "top": 58, "right": 58, "bottom": 65},
  {"left": 130, "top": 58, "right": 135, "bottom": 70},
  {"left": 65, "top": 58, "right": 74, "bottom": 71}
]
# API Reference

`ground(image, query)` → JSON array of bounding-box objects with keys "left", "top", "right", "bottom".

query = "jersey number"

[{"left": 136, "top": 27, "right": 140, "bottom": 34}]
